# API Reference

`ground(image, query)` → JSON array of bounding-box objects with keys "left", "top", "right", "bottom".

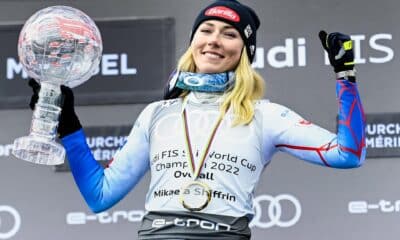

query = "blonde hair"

[{"left": 177, "top": 46, "right": 265, "bottom": 125}]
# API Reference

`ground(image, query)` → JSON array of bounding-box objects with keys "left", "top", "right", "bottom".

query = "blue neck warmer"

[{"left": 173, "top": 71, "right": 235, "bottom": 92}]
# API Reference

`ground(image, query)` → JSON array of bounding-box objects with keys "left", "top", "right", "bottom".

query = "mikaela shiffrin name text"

[{"left": 153, "top": 188, "right": 236, "bottom": 202}]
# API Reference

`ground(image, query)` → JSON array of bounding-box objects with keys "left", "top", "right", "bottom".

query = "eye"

[
  {"left": 224, "top": 31, "right": 238, "bottom": 38},
  {"left": 199, "top": 28, "right": 212, "bottom": 34}
]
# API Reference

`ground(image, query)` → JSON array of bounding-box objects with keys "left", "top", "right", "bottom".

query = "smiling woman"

[
  {"left": 26, "top": 0, "right": 366, "bottom": 239},
  {"left": 191, "top": 20, "right": 244, "bottom": 73}
]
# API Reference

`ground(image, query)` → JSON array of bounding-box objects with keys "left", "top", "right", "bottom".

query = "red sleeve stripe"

[{"left": 275, "top": 143, "right": 338, "bottom": 167}]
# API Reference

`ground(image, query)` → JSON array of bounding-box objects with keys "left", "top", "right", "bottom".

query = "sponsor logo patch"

[{"left": 205, "top": 6, "right": 240, "bottom": 22}]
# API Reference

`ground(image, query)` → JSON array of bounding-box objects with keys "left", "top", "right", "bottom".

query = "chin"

[{"left": 196, "top": 66, "right": 225, "bottom": 74}]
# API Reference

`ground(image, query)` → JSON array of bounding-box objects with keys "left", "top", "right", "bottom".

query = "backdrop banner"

[
  {"left": 365, "top": 113, "right": 400, "bottom": 158},
  {"left": 0, "top": 17, "right": 175, "bottom": 109}
]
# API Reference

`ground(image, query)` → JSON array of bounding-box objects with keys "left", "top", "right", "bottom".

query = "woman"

[{"left": 29, "top": 0, "right": 365, "bottom": 239}]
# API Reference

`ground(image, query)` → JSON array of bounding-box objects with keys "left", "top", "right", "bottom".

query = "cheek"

[
  {"left": 191, "top": 40, "right": 200, "bottom": 50},
  {"left": 191, "top": 34, "right": 206, "bottom": 49},
  {"left": 226, "top": 42, "right": 244, "bottom": 57},
  {"left": 227, "top": 47, "right": 243, "bottom": 63},
  {"left": 190, "top": 40, "right": 204, "bottom": 59}
]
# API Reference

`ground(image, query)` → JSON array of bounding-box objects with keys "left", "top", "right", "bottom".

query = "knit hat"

[{"left": 190, "top": 0, "right": 260, "bottom": 63}]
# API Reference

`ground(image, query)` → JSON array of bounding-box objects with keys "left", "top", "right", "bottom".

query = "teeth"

[{"left": 204, "top": 52, "right": 221, "bottom": 59}]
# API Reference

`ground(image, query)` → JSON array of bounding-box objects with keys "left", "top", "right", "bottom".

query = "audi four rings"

[{"left": 250, "top": 194, "right": 302, "bottom": 228}]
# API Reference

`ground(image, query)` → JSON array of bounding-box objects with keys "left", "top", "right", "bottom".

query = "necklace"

[{"left": 179, "top": 97, "right": 225, "bottom": 211}]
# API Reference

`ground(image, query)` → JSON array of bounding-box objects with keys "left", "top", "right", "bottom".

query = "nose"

[{"left": 207, "top": 32, "right": 221, "bottom": 47}]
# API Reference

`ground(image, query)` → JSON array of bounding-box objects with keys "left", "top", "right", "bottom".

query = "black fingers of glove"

[
  {"left": 319, "top": 30, "right": 355, "bottom": 72},
  {"left": 318, "top": 30, "right": 329, "bottom": 51},
  {"left": 28, "top": 78, "right": 40, "bottom": 110},
  {"left": 60, "top": 85, "right": 75, "bottom": 114},
  {"left": 58, "top": 85, "right": 82, "bottom": 138}
]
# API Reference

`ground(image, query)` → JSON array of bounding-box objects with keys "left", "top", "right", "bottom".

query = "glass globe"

[{"left": 18, "top": 5, "right": 102, "bottom": 87}]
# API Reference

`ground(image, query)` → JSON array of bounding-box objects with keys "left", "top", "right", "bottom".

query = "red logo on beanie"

[{"left": 205, "top": 6, "right": 240, "bottom": 22}]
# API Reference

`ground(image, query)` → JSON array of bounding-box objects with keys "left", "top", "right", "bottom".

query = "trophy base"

[{"left": 12, "top": 136, "right": 65, "bottom": 165}]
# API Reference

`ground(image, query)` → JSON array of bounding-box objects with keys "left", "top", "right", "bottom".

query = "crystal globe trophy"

[{"left": 12, "top": 6, "right": 102, "bottom": 165}]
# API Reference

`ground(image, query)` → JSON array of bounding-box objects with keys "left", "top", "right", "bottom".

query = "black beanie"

[{"left": 190, "top": 0, "right": 260, "bottom": 63}]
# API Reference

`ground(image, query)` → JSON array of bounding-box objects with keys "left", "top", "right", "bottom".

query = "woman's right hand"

[{"left": 28, "top": 78, "right": 82, "bottom": 138}]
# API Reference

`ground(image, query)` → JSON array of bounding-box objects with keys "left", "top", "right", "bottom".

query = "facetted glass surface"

[{"left": 18, "top": 5, "right": 102, "bottom": 88}]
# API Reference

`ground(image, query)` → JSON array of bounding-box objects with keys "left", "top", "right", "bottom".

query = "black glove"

[
  {"left": 28, "top": 78, "right": 82, "bottom": 138},
  {"left": 319, "top": 30, "right": 355, "bottom": 73}
]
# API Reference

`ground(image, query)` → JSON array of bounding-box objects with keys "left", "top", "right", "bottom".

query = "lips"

[{"left": 203, "top": 51, "right": 224, "bottom": 59}]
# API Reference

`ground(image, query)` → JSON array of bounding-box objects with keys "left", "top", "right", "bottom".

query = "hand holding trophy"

[{"left": 12, "top": 6, "right": 102, "bottom": 165}]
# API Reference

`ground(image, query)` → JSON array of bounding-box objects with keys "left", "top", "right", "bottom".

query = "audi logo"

[
  {"left": 0, "top": 205, "right": 21, "bottom": 239},
  {"left": 250, "top": 194, "right": 302, "bottom": 228}
]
